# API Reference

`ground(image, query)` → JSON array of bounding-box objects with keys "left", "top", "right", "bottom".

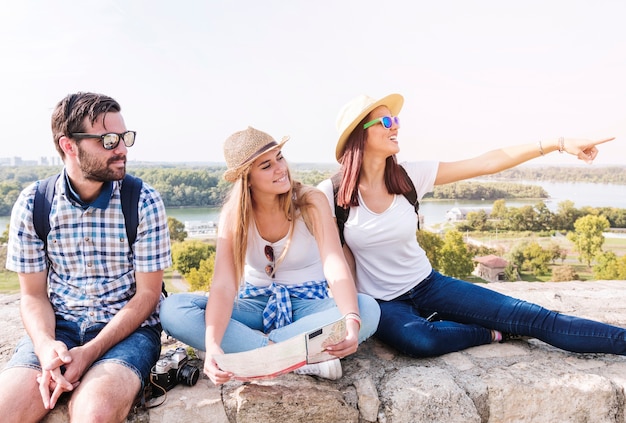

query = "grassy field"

[
  {"left": 1, "top": 268, "right": 180, "bottom": 295},
  {"left": 0, "top": 271, "right": 19, "bottom": 294}
]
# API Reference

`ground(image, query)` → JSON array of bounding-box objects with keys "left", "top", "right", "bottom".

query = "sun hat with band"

[
  {"left": 335, "top": 93, "right": 404, "bottom": 161},
  {"left": 223, "top": 126, "right": 290, "bottom": 182}
]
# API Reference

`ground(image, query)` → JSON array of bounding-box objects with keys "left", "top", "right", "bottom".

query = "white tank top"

[
  {"left": 244, "top": 217, "right": 326, "bottom": 287},
  {"left": 318, "top": 161, "right": 439, "bottom": 300}
]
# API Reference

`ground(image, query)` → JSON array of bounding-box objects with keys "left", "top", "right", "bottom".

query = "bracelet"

[
  {"left": 537, "top": 140, "right": 544, "bottom": 156},
  {"left": 558, "top": 136, "right": 565, "bottom": 153},
  {"left": 344, "top": 312, "right": 361, "bottom": 329}
]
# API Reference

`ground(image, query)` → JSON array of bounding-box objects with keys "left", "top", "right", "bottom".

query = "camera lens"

[{"left": 178, "top": 364, "right": 200, "bottom": 386}]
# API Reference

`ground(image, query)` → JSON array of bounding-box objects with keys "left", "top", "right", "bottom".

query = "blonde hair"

[{"left": 218, "top": 164, "right": 316, "bottom": 288}]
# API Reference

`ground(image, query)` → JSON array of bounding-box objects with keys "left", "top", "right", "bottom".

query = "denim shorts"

[{"left": 5, "top": 317, "right": 162, "bottom": 388}]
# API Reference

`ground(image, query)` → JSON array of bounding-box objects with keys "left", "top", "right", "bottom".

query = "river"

[
  {"left": 165, "top": 180, "right": 626, "bottom": 231},
  {"left": 1, "top": 181, "right": 624, "bottom": 231}
]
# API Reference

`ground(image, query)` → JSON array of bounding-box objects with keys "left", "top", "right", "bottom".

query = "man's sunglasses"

[
  {"left": 363, "top": 116, "right": 400, "bottom": 130},
  {"left": 71, "top": 131, "right": 136, "bottom": 150}
]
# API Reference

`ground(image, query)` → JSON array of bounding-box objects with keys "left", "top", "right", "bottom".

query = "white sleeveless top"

[
  {"left": 318, "top": 161, "right": 439, "bottom": 300},
  {"left": 244, "top": 217, "right": 326, "bottom": 287}
]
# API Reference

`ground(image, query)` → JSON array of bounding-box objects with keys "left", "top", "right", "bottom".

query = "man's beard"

[{"left": 77, "top": 147, "right": 126, "bottom": 182}]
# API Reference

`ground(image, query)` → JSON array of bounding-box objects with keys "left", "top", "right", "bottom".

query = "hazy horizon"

[{"left": 2, "top": 1, "right": 625, "bottom": 166}]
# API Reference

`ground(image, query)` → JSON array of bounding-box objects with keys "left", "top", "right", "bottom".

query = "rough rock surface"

[{"left": 2, "top": 280, "right": 626, "bottom": 423}]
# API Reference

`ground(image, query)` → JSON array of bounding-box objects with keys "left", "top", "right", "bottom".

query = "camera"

[{"left": 150, "top": 347, "right": 200, "bottom": 397}]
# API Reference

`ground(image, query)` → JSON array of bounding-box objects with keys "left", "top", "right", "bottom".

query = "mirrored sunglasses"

[
  {"left": 363, "top": 116, "right": 400, "bottom": 130},
  {"left": 71, "top": 131, "right": 136, "bottom": 150}
]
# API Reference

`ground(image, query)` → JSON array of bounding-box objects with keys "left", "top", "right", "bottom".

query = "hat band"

[{"left": 239, "top": 140, "right": 278, "bottom": 167}]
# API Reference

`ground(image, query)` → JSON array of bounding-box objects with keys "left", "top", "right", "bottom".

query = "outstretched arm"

[{"left": 435, "top": 137, "right": 614, "bottom": 186}]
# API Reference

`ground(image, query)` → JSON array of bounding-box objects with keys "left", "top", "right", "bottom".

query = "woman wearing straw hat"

[
  {"left": 160, "top": 126, "right": 380, "bottom": 384},
  {"left": 317, "top": 93, "right": 626, "bottom": 358}
]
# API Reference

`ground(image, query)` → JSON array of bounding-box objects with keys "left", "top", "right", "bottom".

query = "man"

[{"left": 0, "top": 92, "right": 171, "bottom": 422}]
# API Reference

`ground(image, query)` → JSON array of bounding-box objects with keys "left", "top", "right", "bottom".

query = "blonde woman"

[{"left": 160, "top": 127, "right": 380, "bottom": 384}]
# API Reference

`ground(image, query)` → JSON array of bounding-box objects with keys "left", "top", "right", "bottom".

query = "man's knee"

[{"left": 69, "top": 362, "right": 140, "bottom": 421}]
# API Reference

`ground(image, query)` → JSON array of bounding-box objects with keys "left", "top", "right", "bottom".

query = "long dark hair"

[{"left": 336, "top": 113, "right": 412, "bottom": 208}]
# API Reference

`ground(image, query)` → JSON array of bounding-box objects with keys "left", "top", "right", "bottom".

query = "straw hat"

[
  {"left": 223, "top": 126, "right": 289, "bottom": 182},
  {"left": 335, "top": 93, "right": 404, "bottom": 161}
]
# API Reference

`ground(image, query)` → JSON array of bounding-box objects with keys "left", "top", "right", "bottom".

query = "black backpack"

[
  {"left": 331, "top": 166, "right": 420, "bottom": 245},
  {"left": 32, "top": 173, "right": 169, "bottom": 296}
]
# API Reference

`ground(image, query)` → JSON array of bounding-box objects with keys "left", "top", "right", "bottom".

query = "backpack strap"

[
  {"left": 330, "top": 165, "right": 421, "bottom": 244},
  {"left": 120, "top": 174, "right": 143, "bottom": 246},
  {"left": 120, "top": 174, "right": 168, "bottom": 297},
  {"left": 398, "top": 165, "right": 420, "bottom": 229},
  {"left": 33, "top": 174, "right": 61, "bottom": 249},
  {"left": 330, "top": 172, "right": 348, "bottom": 246}
]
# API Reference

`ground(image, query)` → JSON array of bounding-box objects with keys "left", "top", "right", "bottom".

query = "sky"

[{"left": 1, "top": 0, "right": 625, "bottom": 166}]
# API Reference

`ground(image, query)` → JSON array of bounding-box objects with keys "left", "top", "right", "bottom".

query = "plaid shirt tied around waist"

[{"left": 239, "top": 280, "right": 329, "bottom": 332}]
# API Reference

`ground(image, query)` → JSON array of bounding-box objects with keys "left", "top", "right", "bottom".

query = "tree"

[
  {"left": 534, "top": 201, "right": 554, "bottom": 232},
  {"left": 593, "top": 251, "right": 626, "bottom": 280},
  {"left": 0, "top": 223, "right": 8, "bottom": 244},
  {"left": 438, "top": 230, "right": 474, "bottom": 278},
  {"left": 186, "top": 252, "right": 216, "bottom": 291},
  {"left": 506, "top": 240, "right": 551, "bottom": 277},
  {"left": 551, "top": 265, "right": 579, "bottom": 282},
  {"left": 547, "top": 240, "right": 566, "bottom": 264},
  {"left": 465, "top": 210, "right": 490, "bottom": 232},
  {"left": 416, "top": 229, "right": 444, "bottom": 270},
  {"left": 567, "top": 215, "right": 610, "bottom": 267},
  {"left": 171, "top": 240, "right": 215, "bottom": 277},
  {"left": 504, "top": 264, "right": 519, "bottom": 282},
  {"left": 522, "top": 241, "right": 552, "bottom": 276},
  {"left": 554, "top": 200, "right": 582, "bottom": 231},
  {"left": 168, "top": 216, "right": 188, "bottom": 242},
  {"left": 490, "top": 199, "right": 507, "bottom": 220}
]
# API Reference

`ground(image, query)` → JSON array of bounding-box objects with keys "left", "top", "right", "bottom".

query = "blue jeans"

[
  {"left": 5, "top": 317, "right": 162, "bottom": 387},
  {"left": 160, "top": 293, "right": 380, "bottom": 353},
  {"left": 377, "top": 270, "right": 626, "bottom": 357}
]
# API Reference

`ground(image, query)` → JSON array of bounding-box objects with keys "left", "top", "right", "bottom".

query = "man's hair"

[{"left": 51, "top": 92, "right": 121, "bottom": 159}]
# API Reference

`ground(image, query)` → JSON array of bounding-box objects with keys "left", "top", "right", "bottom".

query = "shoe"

[
  {"left": 294, "top": 359, "right": 342, "bottom": 380},
  {"left": 500, "top": 333, "right": 531, "bottom": 343}
]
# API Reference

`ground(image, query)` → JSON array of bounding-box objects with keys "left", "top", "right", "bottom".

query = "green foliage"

[
  {"left": 171, "top": 240, "right": 215, "bottom": 277},
  {"left": 506, "top": 240, "right": 552, "bottom": 276},
  {"left": 567, "top": 215, "right": 610, "bottom": 267},
  {"left": 168, "top": 217, "right": 187, "bottom": 242},
  {"left": 547, "top": 240, "right": 566, "bottom": 264},
  {"left": 551, "top": 265, "right": 580, "bottom": 282},
  {"left": 186, "top": 252, "right": 216, "bottom": 291},
  {"left": 504, "top": 264, "right": 520, "bottom": 281},
  {"left": 430, "top": 181, "right": 548, "bottom": 201},
  {"left": 0, "top": 223, "right": 8, "bottom": 244},
  {"left": 479, "top": 165, "right": 626, "bottom": 185},
  {"left": 438, "top": 230, "right": 474, "bottom": 278},
  {"left": 593, "top": 251, "right": 626, "bottom": 280},
  {"left": 415, "top": 229, "right": 444, "bottom": 270}
]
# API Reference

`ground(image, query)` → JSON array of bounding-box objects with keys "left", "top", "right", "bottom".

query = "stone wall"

[{"left": 3, "top": 280, "right": 626, "bottom": 422}]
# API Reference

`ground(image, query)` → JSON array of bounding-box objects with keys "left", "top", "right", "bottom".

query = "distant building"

[
  {"left": 38, "top": 156, "right": 62, "bottom": 166},
  {"left": 472, "top": 254, "right": 510, "bottom": 282},
  {"left": 184, "top": 221, "right": 217, "bottom": 238},
  {"left": 446, "top": 206, "right": 492, "bottom": 222}
]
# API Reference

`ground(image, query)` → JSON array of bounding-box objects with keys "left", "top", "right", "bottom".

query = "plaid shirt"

[
  {"left": 6, "top": 170, "right": 172, "bottom": 326},
  {"left": 239, "top": 280, "right": 329, "bottom": 333}
]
